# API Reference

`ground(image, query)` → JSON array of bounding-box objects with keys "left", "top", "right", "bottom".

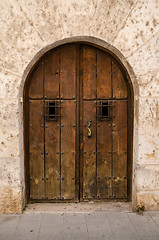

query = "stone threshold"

[{"left": 24, "top": 201, "right": 133, "bottom": 214}]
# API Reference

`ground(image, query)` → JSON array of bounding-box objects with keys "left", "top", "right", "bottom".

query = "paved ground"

[{"left": 0, "top": 203, "right": 159, "bottom": 240}]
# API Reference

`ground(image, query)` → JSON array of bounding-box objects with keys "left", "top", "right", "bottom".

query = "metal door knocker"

[{"left": 87, "top": 120, "right": 92, "bottom": 138}]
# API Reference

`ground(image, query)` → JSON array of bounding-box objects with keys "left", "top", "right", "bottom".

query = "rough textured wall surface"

[{"left": 0, "top": 0, "right": 158, "bottom": 213}]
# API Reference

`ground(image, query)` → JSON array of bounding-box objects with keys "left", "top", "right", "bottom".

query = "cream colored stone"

[
  {"left": 17, "top": 0, "right": 136, "bottom": 44},
  {"left": 136, "top": 192, "right": 159, "bottom": 210},
  {"left": 128, "top": 34, "right": 159, "bottom": 75},
  {"left": 0, "top": 128, "right": 19, "bottom": 158},
  {"left": 113, "top": 0, "right": 159, "bottom": 57},
  {"left": 0, "top": 187, "right": 22, "bottom": 214},
  {"left": 95, "top": 0, "right": 136, "bottom": 42},
  {"left": 139, "top": 73, "right": 159, "bottom": 97},
  {"left": 138, "top": 131, "right": 159, "bottom": 165},
  {"left": 139, "top": 98, "right": 159, "bottom": 127},
  {"left": 0, "top": 0, "right": 45, "bottom": 75},
  {"left": 137, "top": 98, "right": 159, "bottom": 164},
  {"left": 0, "top": 99, "right": 19, "bottom": 129},
  {"left": 0, "top": 68, "right": 21, "bottom": 98},
  {"left": 136, "top": 165, "right": 159, "bottom": 191},
  {"left": 0, "top": 157, "right": 21, "bottom": 187}
]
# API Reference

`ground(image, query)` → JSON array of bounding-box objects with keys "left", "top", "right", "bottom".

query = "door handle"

[{"left": 87, "top": 120, "right": 92, "bottom": 138}]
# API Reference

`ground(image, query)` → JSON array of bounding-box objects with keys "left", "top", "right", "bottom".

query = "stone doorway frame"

[{"left": 19, "top": 36, "right": 138, "bottom": 210}]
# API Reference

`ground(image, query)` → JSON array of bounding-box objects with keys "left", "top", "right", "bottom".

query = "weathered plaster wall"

[{"left": 0, "top": 0, "right": 158, "bottom": 213}]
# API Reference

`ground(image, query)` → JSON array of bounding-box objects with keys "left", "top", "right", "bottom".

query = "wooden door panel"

[
  {"left": 27, "top": 44, "right": 129, "bottom": 202},
  {"left": 44, "top": 50, "right": 59, "bottom": 99},
  {"left": 29, "top": 100, "right": 45, "bottom": 199},
  {"left": 97, "top": 52, "right": 111, "bottom": 99},
  {"left": 97, "top": 103, "right": 112, "bottom": 198},
  {"left": 112, "top": 100, "right": 127, "bottom": 198},
  {"left": 29, "top": 62, "right": 43, "bottom": 98},
  {"left": 45, "top": 101, "right": 60, "bottom": 199},
  {"left": 83, "top": 101, "right": 96, "bottom": 199},
  {"left": 61, "top": 100, "right": 76, "bottom": 199},
  {"left": 82, "top": 46, "right": 96, "bottom": 99},
  {"left": 112, "top": 62, "right": 127, "bottom": 99},
  {"left": 60, "top": 45, "right": 76, "bottom": 99}
]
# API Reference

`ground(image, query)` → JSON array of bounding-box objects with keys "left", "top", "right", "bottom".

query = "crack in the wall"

[
  {"left": 91, "top": 0, "right": 101, "bottom": 19},
  {"left": 16, "top": 0, "right": 46, "bottom": 44},
  {"left": 136, "top": 68, "right": 159, "bottom": 77},
  {"left": 0, "top": 66, "right": 21, "bottom": 77},
  {"left": 126, "top": 30, "right": 159, "bottom": 58},
  {"left": 112, "top": 0, "right": 139, "bottom": 43}
]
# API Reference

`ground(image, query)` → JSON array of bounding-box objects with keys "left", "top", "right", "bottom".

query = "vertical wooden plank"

[
  {"left": 44, "top": 50, "right": 59, "bottom": 99},
  {"left": 29, "top": 62, "right": 43, "bottom": 98},
  {"left": 45, "top": 102, "right": 60, "bottom": 199},
  {"left": 97, "top": 104, "right": 112, "bottom": 199},
  {"left": 79, "top": 45, "right": 84, "bottom": 201},
  {"left": 112, "top": 61, "right": 127, "bottom": 99},
  {"left": 112, "top": 100, "right": 127, "bottom": 198},
  {"left": 97, "top": 52, "right": 111, "bottom": 99},
  {"left": 29, "top": 100, "right": 45, "bottom": 199},
  {"left": 60, "top": 45, "right": 76, "bottom": 99},
  {"left": 61, "top": 100, "right": 76, "bottom": 199},
  {"left": 75, "top": 44, "right": 80, "bottom": 201},
  {"left": 83, "top": 101, "right": 96, "bottom": 199},
  {"left": 82, "top": 45, "right": 96, "bottom": 99}
]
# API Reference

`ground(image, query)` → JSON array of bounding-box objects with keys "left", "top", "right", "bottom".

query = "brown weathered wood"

[
  {"left": 83, "top": 101, "right": 96, "bottom": 199},
  {"left": 61, "top": 100, "right": 76, "bottom": 199},
  {"left": 112, "top": 100, "right": 127, "bottom": 198},
  {"left": 29, "top": 100, "right": 45, "bottom": 199},
  {"left": 29, "top": 62, "right": 43, "bottom": 98},
  {"left": 60, "top": 44, "right": 76, "bottom": 99},
  {"left": 82, "top": 45, "right": 96, "bottom": 99},
  {"left": 44, "top": 50, "right": 59, "bottom": 99},
  {"left": 112, "top": 61, "right": 127, "bottom": 99},
  {"left": 75, "top": 44, "right": 80, "bottom": 201},
  {"left": 97, "top": 102, "right": 112, "bottom": 199},
  {"left": 97, "top": 51, "right": 111, "bottom": 99},
  {"left": 45, "top": 101, "right": 60, "bottom": 199},
  {"left": 79, "top": 45, "right": 84, "bottom": 201},
  {"left": 27, "top": 43, "right": 130, "bottom": 202}
]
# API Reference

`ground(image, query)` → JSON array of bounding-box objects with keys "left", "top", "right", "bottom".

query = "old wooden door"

[{"left": 27, "top": 43, "right": 128, "bottom": 201}]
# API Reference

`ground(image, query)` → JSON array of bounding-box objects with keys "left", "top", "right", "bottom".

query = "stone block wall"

[{"left": 0, "top": 0, "right": 158, "bottom": 213}]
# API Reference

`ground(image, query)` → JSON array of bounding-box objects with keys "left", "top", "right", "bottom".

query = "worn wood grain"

[
  {"left": 97, "top": 51, "right": 111, "bottom": 99},
  {"left": 82, "top": 45, "right": 96, "bottom": 99},
  {"left": 97, "top": 102, "right": 112, "bottom": 199},
  {"left": 29, "top": 62, "right": 43, "bottom": 99},
  {"left": 112, "top": 100, "right": 127, "bottom": 198},
  {"left": 60, "top": 44, "right": 76, "bottom": 99},
  {"left": 29, "top": 100, "right": 45, "bottom": 199},
  {"left": 112, "top": 62, "right": 127, "bottom": 99},
  {"left": 27, "top": 43, "right": 129, "bottom": 201},
  {"left": 61, "top": 100, "right": 76, "bottom": 200},
  {"left": 45, "top": 101, "right": 61, "bottom": 199},
  {"left": 83, "top": 101, "right": 96, "bottom": 199},
  {"left": 44, "top": 50, "right": 59, "bottom": 99}
]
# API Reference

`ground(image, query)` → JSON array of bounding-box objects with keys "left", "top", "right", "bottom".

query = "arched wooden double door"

[{"left": 26, "top": 43, "right": 130, "bottom": 202}]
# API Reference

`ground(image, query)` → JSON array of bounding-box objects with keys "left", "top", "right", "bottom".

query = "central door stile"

[
  {"left": 76, "top": 44, "right": 80, "bottom": 202},
  {"left": 79, "top": 45, "right": 84, "bottom": 201},
  {"left": 60, "top": 44, "right": 77, "bottom": 200},
  {"left": 81, "top": 45, "right": 97, "bottom": 200}
]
